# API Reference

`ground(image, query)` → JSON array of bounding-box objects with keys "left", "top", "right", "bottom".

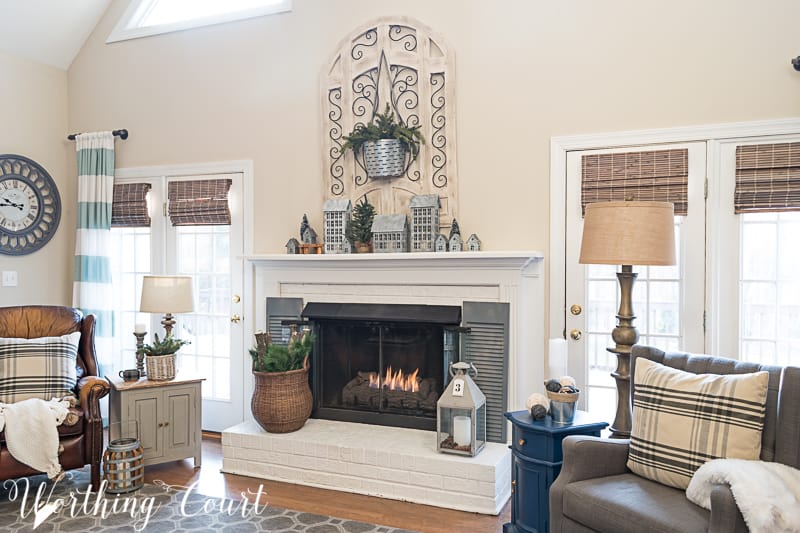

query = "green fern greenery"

[
  {"left": 250, "top": 331, "right": 315, "bottom": 373},
  {"left": 138, "top": 333, "right": 190, "bottom": 356},
  {"left": 341, "top": 104, "right": 425, "bottom": 157}
]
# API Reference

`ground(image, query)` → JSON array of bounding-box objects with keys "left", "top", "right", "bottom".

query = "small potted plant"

[
  {"left": 345, "top": 196, "right": 376, "bottom": 253},
  {"left": 249, "top": 326, "right": 314, "bottom": 433},
  {"left": 138, "top": 333, "right": 190, "bottom": 381},
  {"left": 342, "top": 104, "right": 425, "bottom": 178}
]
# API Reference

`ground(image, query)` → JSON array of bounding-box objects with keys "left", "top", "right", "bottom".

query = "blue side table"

[{"left": 503, "top": 410, "right": 608, "bottom": 533}]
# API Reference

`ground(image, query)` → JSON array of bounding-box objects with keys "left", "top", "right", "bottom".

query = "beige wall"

[
  {"left": 68, "top": 0, "right": 800, "bottom": 257},
  {"left": 0, "top": 0, "right": 794, "bottom": 313},
  {"left": 0, "top": 51, "right": 71, "bottom": 305}
]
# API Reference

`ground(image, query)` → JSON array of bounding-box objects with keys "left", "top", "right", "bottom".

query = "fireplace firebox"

[{"left": 301, "top": 302, "right": 462, "bottom": 431}]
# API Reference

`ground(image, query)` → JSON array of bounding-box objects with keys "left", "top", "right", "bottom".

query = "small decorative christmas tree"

[{"left": 345, "top": 197, "right": 376, "bottom": 249}]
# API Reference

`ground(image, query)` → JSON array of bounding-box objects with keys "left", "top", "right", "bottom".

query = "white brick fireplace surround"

[{"left": 223, "top": 251, "right": 545, "bottom": 513}]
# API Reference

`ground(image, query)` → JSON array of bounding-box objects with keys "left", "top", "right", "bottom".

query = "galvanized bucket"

[
  {"left": 363, "top": 139, "right": 405, "bottom": 178},
  {"left": 550, "top": 399, "right": 577, "bottom": 424}
]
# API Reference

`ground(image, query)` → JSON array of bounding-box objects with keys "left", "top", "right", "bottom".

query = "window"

[
  {"left": 108, "top": 0, "right": 291, "bottom": 43},
  {"left": 739, "top": 212, "right": 800, "bottom": 365},
  {"left": 716, "top": 137, "right": 800, "bottom": 367},
  {"left": 109, "top": 226, "right": 152, "bottom": 373}
]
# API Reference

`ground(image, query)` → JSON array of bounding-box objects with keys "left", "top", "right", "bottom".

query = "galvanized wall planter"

[{"left": 363, "top": 139, "right": 406, "bottom": 178}]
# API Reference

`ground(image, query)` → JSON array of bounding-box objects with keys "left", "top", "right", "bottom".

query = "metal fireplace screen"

[{"left": 302, "top": 302, "right": 462, "bottom": 431}]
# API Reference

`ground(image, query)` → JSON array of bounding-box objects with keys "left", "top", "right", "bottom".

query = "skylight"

[{"left": 107, "top": 0, "right": 291, "bottom": 43}]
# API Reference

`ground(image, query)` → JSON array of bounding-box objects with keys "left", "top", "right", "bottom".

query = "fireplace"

[{"left": 302, "top": 302, "right": 462, "bottom": 431}]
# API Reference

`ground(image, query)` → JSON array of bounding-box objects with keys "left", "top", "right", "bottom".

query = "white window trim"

[
  {"left": 549, "top": 117, "right": 800, "bottom": 365},
  {"left": 107, "top": 0, "right": 292, "bottom": 44}
]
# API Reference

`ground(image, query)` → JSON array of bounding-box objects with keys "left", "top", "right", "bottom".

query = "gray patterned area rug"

[{"left": 0, "top": 469, "right": 417, "bottom": 532}]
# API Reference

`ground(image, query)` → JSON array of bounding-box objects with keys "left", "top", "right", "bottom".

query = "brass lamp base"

[{"left": 608, "top": 265, "right": 638, "bottom": 439}]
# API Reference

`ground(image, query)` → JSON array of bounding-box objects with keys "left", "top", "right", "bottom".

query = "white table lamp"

[{"left": 139, "top": 275, "right": 195, "bottom": 337}]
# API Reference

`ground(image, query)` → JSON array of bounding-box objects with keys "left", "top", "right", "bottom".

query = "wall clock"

[{"left": 0, "top": 154, "right": 61, "bottom": 256}]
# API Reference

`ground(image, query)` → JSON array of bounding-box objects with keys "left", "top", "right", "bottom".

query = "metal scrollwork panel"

[{"left": 322, "top": 17, "right": 458, "bottom": 230}]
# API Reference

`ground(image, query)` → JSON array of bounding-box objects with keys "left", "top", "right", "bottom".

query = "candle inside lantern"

[
  {"left": 134, "top": 323, "right": 146, "bottom": 334},
  {"left": 453, "top": 415, "right": 472, "bottom": 447}
]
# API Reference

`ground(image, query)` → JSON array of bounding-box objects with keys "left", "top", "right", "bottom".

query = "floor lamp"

[{"left": 578, "top": 201, "right": 675, "bottom": 438}]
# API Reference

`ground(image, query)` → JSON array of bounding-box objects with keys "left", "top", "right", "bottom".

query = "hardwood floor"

[{"left": 143, "top": 432, "right": 510, "bottom": 532}]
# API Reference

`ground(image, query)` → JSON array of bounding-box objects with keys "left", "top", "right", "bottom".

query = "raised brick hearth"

[{"left": 222, "top": 419, "right": 511, "bottom": 514}]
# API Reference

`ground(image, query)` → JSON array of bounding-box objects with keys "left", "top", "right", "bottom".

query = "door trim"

[{"left": 549, "top": 118, "right": 800, "bottom": 362}]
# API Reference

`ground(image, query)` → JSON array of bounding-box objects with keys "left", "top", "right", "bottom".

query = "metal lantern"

[{"left": 437, "top": 362, "right": 486, "bottom": 456}]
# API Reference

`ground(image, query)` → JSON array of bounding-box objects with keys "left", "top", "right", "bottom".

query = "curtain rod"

[{"left": 66, "top": 129, "right": 129, "bottom": 141}]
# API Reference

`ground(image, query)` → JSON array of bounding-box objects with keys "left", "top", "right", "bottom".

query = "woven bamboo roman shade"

[
  {"left": 111, "top": 182, "right": 152, "bottom": 227},
  {"left": 167, "top": 178, "right": 232, "bottom": 226},
  {"left": 735, "top": 142, "right": 800, "bottom": 213},
  {"left": 581, "top": 149, "right": 688, "bottom": 216}
]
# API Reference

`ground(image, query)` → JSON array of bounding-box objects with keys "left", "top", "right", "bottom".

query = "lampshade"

[
  {"left": 579, "top": 201, "right": 676, "bottom": 266},
  {"left": 139, "top": 276, "right": 195, "bottom": 313}
]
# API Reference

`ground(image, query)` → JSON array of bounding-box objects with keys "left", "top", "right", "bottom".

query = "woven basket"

[
  {"left": 546, "top": 390, "right": 580, "bottom": 403},
  {"left": 251, "top": 357, "right": 312, "bottom": 433},
  {"left": 146, "top": 353, "right": 176, "bottom": 381}
]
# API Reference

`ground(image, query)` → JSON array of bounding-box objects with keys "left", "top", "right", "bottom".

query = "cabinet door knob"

[
  {"left": 158, "top": 422, "right": 164, "bottom": 427},
  {"left": 518, "top": 438, "right": 526, "bottom": 446}
]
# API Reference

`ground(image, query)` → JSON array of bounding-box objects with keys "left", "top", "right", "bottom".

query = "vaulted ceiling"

[{"left": 0, "top": 0, "right": 111, "bottom": 70}]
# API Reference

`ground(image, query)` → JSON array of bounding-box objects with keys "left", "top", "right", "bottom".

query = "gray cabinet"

[{"left": 108, "top": 376, "right": 203, "bottom": 467}]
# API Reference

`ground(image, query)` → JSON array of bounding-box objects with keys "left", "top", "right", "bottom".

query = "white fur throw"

[
  {"left": 686, "top": 458, "right": 800, "bottom": 533},
  {"left": 0, "top": 397, "right": 71, "bottom": 479}
]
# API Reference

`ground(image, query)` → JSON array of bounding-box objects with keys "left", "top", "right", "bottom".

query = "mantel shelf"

[{"left": 246, "top": 251, "right": 544, "bottom": 276}]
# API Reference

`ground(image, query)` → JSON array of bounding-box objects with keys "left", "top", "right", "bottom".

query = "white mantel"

[{"left": 244, "top": 251, "right": 545, "bottom": 413}]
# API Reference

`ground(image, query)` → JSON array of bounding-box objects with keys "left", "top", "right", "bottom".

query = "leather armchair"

[
  {"left": 549, "top": 346, "right": 800, "bottom": 533},
  {"left": 0, "top": 306, "right": 110, "bottom": 488}
]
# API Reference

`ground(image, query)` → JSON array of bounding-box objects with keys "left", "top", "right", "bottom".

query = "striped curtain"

[{"left": 72, "top": 132, "right": 115, "bottom": 372}]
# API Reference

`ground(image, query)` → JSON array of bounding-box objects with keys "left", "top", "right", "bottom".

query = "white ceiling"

[{"left": 0, "top": 0, "right": 112, "bottom": 70}]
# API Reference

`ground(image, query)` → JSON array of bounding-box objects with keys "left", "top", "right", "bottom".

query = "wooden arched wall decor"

[{"left": 322, "top": 17, "right": 458, "bottom": 231}]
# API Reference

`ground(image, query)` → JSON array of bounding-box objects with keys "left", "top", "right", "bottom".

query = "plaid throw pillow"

[
  {"left": 0, "top": 332, "right": 80, "bottom": 404},
  {"left": 627, "top": 358, "right": 768, "bottom": 489}
]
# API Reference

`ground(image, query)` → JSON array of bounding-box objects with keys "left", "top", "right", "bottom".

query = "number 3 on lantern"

[{"left": 451, "top": 378, "right": 465, "bottom": 397}]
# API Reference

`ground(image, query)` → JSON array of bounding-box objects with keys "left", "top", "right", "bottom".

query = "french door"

[
  {"left": 712, "top": 134, "right": 800, "bottom": 366},
  {"left": 564, "top": 143, "right": 706, "bottom": 420},
  {"left": 110, "top": 173, "right": 244, "bottom": 432}
]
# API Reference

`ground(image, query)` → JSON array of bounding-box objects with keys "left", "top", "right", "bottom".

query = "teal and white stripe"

[{"left": 72, "top": 132, "right": 115, "bottom": 370}]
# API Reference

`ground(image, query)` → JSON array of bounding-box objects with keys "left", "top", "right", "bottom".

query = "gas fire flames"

[{"left": 368, "top": 366, "right": 420, "bottom": 392}]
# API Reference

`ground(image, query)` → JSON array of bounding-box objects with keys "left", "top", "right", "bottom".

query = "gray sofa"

[{"left": 549, "top": 345, "right": 800, "bottom": 533}]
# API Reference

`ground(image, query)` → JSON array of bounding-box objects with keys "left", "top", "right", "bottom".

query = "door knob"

[
  {"left": 569, "top": 329, "right": 582, "bottom": 341},
  {"left": 232, "top": 294, "right": 241, "bottom": 303},
  {"left": 231, "top": 314, "right": 241, "bottom": 323},
  {"left": 570, "top": 304, "right": 583, "bottom": 316}
]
